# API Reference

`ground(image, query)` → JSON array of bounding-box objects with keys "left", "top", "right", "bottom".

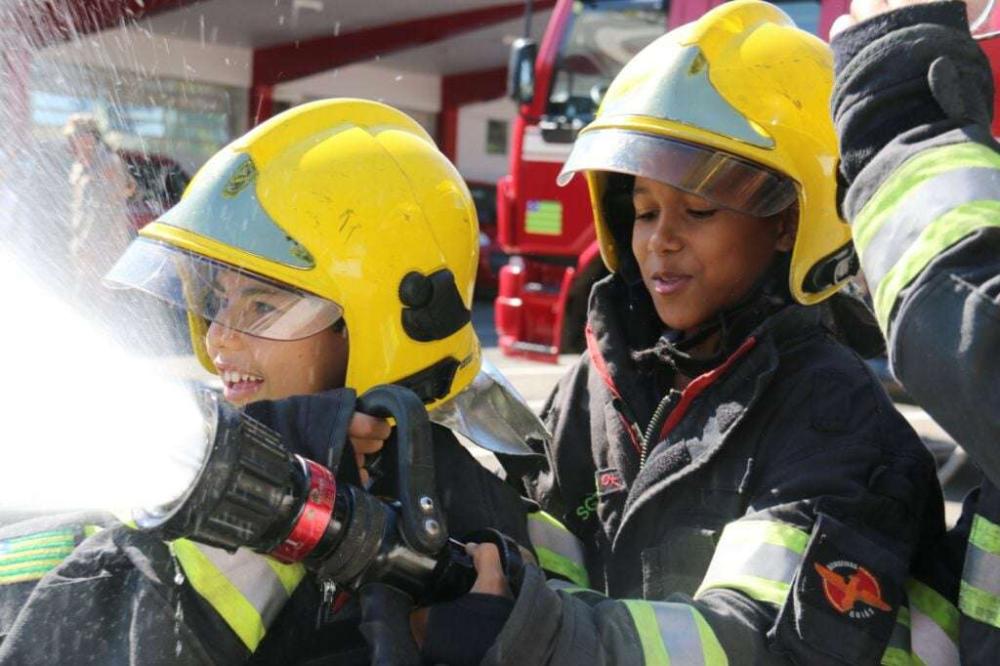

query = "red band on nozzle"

[{"left": 271, "top": 458, "right": 336, "bottom": 563}]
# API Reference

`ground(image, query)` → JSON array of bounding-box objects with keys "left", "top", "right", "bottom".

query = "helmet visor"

[
  {"left": 105, "top": 238, "right": 343, "bottom": 341},
  {"left": 557, "top": 129, "right": 797, "bottom": 218}
]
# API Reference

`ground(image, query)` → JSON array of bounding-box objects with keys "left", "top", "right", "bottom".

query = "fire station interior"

[{"left": 2, "top": 0, "right": 975, "bottom": 528}]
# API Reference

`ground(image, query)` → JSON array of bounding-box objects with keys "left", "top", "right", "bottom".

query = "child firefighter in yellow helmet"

[
  {"left": 0, "top": 99, "right": 547, "bottom": 664},
  {"left": 420, "top": 2, "right": 947, "bottom": 664}
]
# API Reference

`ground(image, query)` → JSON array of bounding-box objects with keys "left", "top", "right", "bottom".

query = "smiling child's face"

[
  {"left": 631, "top": 176, "right": 795, "bottom": 334},
  {"left": 203, "top": 273, "right": 348, "bottom": 406}
]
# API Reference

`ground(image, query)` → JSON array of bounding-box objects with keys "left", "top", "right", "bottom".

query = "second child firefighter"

[
  {"left": 830, "top": 0, "right": 1000, "bottom": 663},
  {"left": 421, "top": 3, "right": 947, "bottom": 664},
  {"left": 0, "top": 99, "right": 549, "bottom": 664}
]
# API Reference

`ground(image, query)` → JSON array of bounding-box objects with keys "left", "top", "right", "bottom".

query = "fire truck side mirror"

[{"left": 508, "top": 38, "right": 538, "bottom": 105}]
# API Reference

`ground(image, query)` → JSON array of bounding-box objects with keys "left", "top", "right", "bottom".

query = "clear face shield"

[
  {"left": 558, "top": 129, "right": 797, "bottom": 218},
  {"left": 105, "top": 238, "right": 343, "bottom": 341}
]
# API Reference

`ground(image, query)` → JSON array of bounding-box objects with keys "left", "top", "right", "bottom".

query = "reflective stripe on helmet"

[
  {"left": 695, "top": 519, "right": 809, "bottom": 606},
  {"left": 960, "top": 514, "right": 1000, "bottom": 629},
  {"left": 851, "top": 142, "right": 1000, "bottom": 329},
  {"left": 527, "top": 511, "right": 589, "bottom": 588},
  {"left": 623, "top": 600, "right": 729, "bottom": 666},
  {"left": 171, "top": 540, "right": 306, "bottom": 651}
]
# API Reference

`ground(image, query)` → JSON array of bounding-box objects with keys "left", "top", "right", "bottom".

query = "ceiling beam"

[{"left": 253, "top": 0, "right": 556, "bottom": 86}]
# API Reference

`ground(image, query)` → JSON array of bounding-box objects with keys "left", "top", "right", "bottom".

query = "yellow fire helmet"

[
  {"left": 558, "top": 0, "right": 854, "bottom": 305},
  {"left": 106, "top": 99, "right": 545, "bottom": 457}
]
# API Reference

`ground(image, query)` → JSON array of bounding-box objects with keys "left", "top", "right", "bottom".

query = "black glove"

[
  {"left": 421, "top": 593, "right": 514, "bottom": 666},
  {"left": 359, "top": 583, "right": 423, "bottom": 666},
  {"left": 243, "top": 388, "right": 357, "bottom": 476}
]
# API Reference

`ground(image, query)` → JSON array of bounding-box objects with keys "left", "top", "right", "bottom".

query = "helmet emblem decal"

[{"left": 222, "top": 156, "right": 257, "bottom": 199}]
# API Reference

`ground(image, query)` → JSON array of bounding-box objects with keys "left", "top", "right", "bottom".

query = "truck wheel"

[{"left": 560, "top": 260, "right": 608, "bottom": 353}]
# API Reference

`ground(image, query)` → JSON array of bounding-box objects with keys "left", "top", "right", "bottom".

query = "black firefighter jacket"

[{"left": 482, "top": 275, "right": 944, "bottom": 665}]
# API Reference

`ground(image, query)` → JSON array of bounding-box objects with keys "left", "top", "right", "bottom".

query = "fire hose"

[{"left": 134, "top": 384, "right": 524, "bottom": 665}]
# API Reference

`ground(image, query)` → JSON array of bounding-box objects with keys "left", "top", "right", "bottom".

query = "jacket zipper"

[{"left": 639, "top": 389, "right": 681, "bottom": 470}]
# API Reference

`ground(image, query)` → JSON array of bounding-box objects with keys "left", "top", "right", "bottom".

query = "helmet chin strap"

[{"left": 655, "top": 253, "right": 792, "bottom": 378}]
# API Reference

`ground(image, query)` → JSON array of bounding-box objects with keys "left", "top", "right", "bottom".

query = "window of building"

[
  {"left": 30, "top": 59, "right": 245, "bottom": 174},
  {"left": 486, "top": 119, "right": 508, "bottom": 155}
]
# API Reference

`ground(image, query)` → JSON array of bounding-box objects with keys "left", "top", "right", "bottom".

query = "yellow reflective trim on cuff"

[
  {"left": 696, "top": 519, "right": 808, "bottom": 605},
  {"left": 716, "top": 520, "right": 810, "bottom": 553},
  {"left": 529, "top": 510, "right": 567, "bottom": 531},
  {"left": 527, "top": 511, "right": 590, "bottom": 588},
  {"left": 873, "top": 201, "right": 1000, "bottom": 328},
  {"left": 623, "top": 600, "right": 671, "bottom": 665},
  {"left": 171, "top": 540, "right": 266, "bottom": 651},
  {"left": 83, "top": 524, "right": 103, "bottom": 538},
  {"left": 535, "top": 545, "right": 589, "bottom": 589},
  {"left": 698, "top": 573, "right": 790, "bottom": 606},
  {"left": 264, "top": 557, "right": 306, "bottom": 596},
  {"left": 881, "top": 646, "right": 916, "bottom": 666},
  {"left": 854, "top": 142, "right": 1000, "bottom": 251},
  {"left": 969, "top": 514, "right": 1000, "bottom": 556},
  {"left": 959, "top": 579, "right": 1000, "bottom": 629},
  {"left": 691, "top": 606, "right": 729, "bottom": 666},
  {"left": 907, "top": 579, "right": 960, "bottom": 644}
]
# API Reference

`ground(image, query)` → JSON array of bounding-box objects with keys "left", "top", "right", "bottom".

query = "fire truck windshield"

[{"left": 545, "top": 1, "right": 666, "bottom": 134}]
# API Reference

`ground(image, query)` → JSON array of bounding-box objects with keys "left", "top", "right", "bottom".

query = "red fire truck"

[{"left": 494, "top": 0, "right": 1000, "bottom": 362}]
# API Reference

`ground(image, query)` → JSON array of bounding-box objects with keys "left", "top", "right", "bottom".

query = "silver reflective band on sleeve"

[
  {"left": 859, "top": 167, "right": 1000, "bottom": 290},
  {"left": 882, "top": 605, "right": 912, "bottom": 665},
  {"left": 696, "top": 519, "right": 809, "bottom": 606},
  {"left": 962, "top": 542, "right": 1000, "bottom": 597},
  {"left": 911, "top": 603, "right": 960, "bottom": 666},
  {"left": 959, "top": 514, "right": 1000, "bottom": 629},
  {"left": 882, "top": 579, "right": 960, "bottom": 666},
  {"left": 172, "top": 540, "right": 305, "bottom": 651},
  {"left": 623, "top": 600, "right": 728, "bottom": 665},
  {"left": 527, "top": 511, "right": 589, "bottom": 588}
]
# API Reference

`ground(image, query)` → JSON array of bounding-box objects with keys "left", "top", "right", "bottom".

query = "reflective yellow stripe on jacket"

[
  {"left": 882, "top": 579, "right": 960, "bottom": 666},
  {"left": 623, "top": 600, "right": 728, "bottom": 666},
  {"left": 548, "top": 578, "right": 729, "bottom": 664},
  {"left": 960, "top": 513, "right": 1000, "bottom": 630},
  {"left": 171, "top": 539, "right": 306, "bottom": 652},
  {"left": 852, "top": 142, "right": 1000, "bottom": 329},
  {"left": 527, "top": 511, "right": 589, "bottom": 588},
  {"left": 696, "top": 519, "right": 810, "bottom": 607}
]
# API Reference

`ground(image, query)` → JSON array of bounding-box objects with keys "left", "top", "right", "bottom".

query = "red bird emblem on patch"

[{"left": 814, "top": 561, "right": 891, "bottom": 619}]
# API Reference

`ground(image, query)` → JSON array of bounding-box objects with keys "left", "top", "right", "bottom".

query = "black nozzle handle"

[{"left": 356, "top": 385, "right": 447, "bottom": 555}]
